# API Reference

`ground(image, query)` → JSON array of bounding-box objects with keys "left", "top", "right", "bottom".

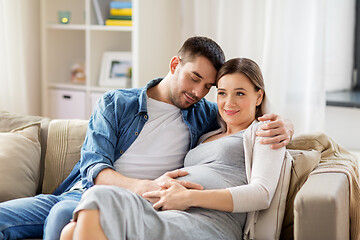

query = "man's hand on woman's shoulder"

[{"left": 256, "top": 113, "right": 294, "bottom": 149}]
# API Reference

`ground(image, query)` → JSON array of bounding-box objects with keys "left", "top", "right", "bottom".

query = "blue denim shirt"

[{"left": 53, "top": 78, "right": 219, "bottom": 195}]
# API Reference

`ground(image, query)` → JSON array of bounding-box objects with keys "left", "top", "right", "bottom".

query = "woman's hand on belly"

[
  {"left": 144, "top": 169, "right": 204, "bottom": 204},
  {"left": 144, "top": 183, "right": 235, "bottom": 212},
  {"left": 143, "top": 181, "right": 195, "bottom": 211}
]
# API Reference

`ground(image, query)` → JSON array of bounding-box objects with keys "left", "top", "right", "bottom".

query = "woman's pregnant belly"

[{"left": 177, "top": 165, "right": 243, "bottom": 190}]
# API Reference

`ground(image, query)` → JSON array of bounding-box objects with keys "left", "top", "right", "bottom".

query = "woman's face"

[{"left": 217, "top": 73, "right": 263, "bottom": 131}]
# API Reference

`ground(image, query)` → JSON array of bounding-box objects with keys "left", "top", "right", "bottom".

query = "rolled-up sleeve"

[{"left": 80, "top": 93, "right": 118, "bottom": 189}]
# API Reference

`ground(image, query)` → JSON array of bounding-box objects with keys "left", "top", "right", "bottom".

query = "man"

[{"left": 0, "top": 36, "right": 293, "bottom": 240}]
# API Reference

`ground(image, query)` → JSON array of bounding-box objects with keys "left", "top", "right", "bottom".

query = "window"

[
  {"left": 326, "top": 0, "right": 360, "bottom": 108},
  {"left": 354, "top": 0, "right": 360, "bottom": 90}
]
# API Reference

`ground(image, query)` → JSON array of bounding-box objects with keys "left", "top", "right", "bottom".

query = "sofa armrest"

[{"left": 294, "top": 172, "right": 349, "bottom": 240}]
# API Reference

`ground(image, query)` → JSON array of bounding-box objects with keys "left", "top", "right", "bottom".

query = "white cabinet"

[
  {"left": 49, "top": 89, "right": 86, "bottom": 119},
  {"left": 41, "top": 0, "right": 182, "bottom": 119}
]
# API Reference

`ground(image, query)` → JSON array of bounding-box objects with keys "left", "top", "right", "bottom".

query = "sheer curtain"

[
  {"left": 181, "top": 0, "right": 355, "bottom": 135},
  {"left": 0, "top": 0, "right": 41, "bottom": 115}
]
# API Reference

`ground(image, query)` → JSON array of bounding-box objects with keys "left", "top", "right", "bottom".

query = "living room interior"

[
  {"left": 1, "top": 0, "right": 359, "bottom": 155},
  {"left": 0, "top": 0, "right": 360, "bottom": 239}
]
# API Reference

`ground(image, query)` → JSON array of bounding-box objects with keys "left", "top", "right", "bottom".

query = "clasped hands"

[{"left": 142, "top": 169, "right": 202, "bottom": 211}]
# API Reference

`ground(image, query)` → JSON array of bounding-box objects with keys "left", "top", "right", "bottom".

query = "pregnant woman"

[{"left": 60, "top": 58, "right": 286, "bottom": 240}]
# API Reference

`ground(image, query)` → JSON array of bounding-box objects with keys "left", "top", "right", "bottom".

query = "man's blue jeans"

[{"left": 0, "top": 190, "right": 81, "bottom": 240}]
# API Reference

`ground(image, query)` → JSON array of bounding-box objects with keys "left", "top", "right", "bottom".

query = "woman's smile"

[{"left": 224, "top": 109, "right": 240, "bottom": 116}]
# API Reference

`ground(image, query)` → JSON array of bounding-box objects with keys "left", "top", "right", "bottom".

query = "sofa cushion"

[
  {"left": 42, "top": 119, "right": 88, "bottom": 194},
  {"left": 0, "top": 111, "right": 51, "bottom": 194},
  {"left": 0, "top": 123, "right": 41, "bottom": 202}
]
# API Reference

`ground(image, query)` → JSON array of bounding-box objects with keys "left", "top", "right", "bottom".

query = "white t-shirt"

[{"left": 114, "top": 96, "right": 190, "bottom": 179}]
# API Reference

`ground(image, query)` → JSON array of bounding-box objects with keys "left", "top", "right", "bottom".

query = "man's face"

[{"left": 169, "top": 56, "right": 217, "bottom": 109}]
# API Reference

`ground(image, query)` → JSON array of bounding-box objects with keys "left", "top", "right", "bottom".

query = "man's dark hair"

[{"left": 177, "top": 36, "right": 225, "bottom": 71}]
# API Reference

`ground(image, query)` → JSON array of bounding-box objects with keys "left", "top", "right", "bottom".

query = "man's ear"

[{"left": 170, "top": 56, "right": 181, "bottom": 74}]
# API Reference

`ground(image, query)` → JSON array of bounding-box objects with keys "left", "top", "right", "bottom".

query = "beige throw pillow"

[{"left": 0, "top": 123, "right": 41, "bottom": 202}]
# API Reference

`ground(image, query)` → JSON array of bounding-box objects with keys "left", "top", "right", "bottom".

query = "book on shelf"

[
  {"left": 106, "top": 1, "right": 132, "bottom": 26},
  {"left": 108, "top": 15, "right": 132, "bottom": 21},
  {"left": 110, "top": 8, "right": 132, "bottom": 16},
  {"left": 110, "top": 1, "right": 132, "bottom": 9},
  {"left": 105, "top": 19, "right": 132, "bottom": 26}
]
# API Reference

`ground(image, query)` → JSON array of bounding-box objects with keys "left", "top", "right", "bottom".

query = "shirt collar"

[{"left": 138, "top": 78, "right": 163, "bottom": 113}]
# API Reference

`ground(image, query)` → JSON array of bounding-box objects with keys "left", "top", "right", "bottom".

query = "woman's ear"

[
  {"left": 170, "top": 56, "right": 181, "bottom": 74},
  {"left": 256, "top": 89, "right": 264, "bottom": 106}
]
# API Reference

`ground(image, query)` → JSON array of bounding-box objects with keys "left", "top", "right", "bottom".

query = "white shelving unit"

[{"left": 41, "top": 0, "right": 182, "bottom": 119}]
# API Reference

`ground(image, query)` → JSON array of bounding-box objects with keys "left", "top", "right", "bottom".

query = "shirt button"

[
  {"left": 120, "top": 150, "right": 124, "bottom": 154},
  {"left": 135, "top": 132, "right": 138, "bottom": 136},
  {"left": 144, "top": 115, "right": 148, "bottom": 119}
]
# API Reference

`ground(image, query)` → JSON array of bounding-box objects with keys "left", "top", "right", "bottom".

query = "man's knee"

[
  {"left": 43, "top": 200, "right": 78, "bottom": 240},
  {"left": 48, "top": 200, "right": 77, "bottom": 219}
]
